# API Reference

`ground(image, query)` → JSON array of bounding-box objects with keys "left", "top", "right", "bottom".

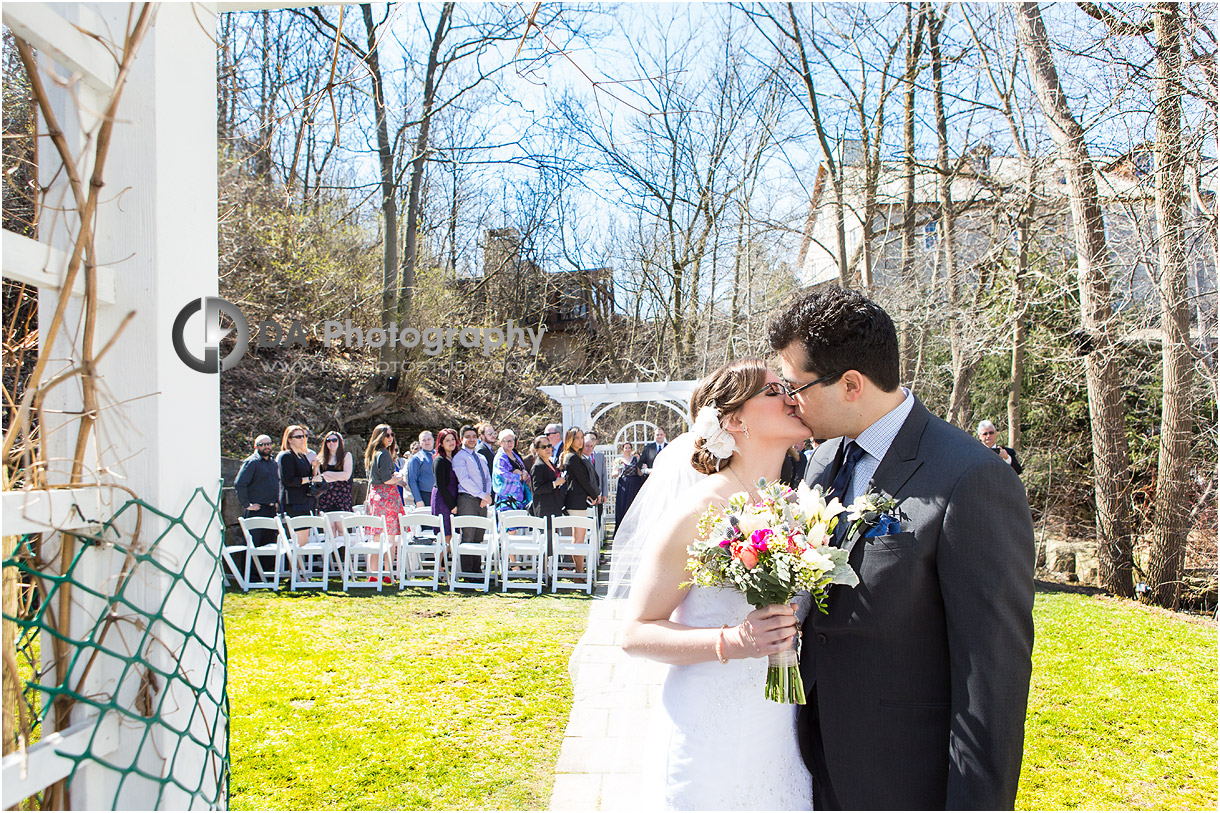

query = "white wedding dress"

[{"left": 659, "top": 586, "right": 813, "bottom": 811}]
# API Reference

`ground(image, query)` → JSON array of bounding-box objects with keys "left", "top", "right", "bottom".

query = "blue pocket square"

[{"left": 864, "top": 514, "right": 902, "bottom": 538}]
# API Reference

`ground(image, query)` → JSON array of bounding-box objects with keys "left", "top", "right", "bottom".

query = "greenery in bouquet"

[{"left": 686, "top": 479, "right": 860, "bottom": 611}]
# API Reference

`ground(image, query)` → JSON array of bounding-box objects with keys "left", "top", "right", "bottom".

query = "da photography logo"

[{"left": 172, "top": 297, "right": 249, "bottom": 373}]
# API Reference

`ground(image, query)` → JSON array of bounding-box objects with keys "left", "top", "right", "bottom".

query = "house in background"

[
  {"left": 797, "top": 141, "right": 1216, "bottom": 326},
  {"left": 460, "top": 227, "right": 615, "bottom": 366}
]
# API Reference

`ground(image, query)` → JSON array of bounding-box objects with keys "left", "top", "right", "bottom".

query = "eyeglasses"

[
  {"left": 763, "top": 371, "right": 842, "bottom": 399},
  {"left": 539, "top": 443, "right": 553, "bottom": 449},
  {"left": 289, "top": 433, "right": 305, "bottom": 440},
  {"left": 326, "top": 437, "right": 340, "bottom": 443},
  {"left": 981, "top": 431, "right": 996, "bottom": 436},
  {"left": 256, "top": 442, "right": 272, "bottom": 447}
]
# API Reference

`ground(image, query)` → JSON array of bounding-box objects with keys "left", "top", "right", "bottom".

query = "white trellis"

[
  {"left": 536, "top": 381, "right": 699, "bottom": 435},
  {"left": 1, "top": 3, "right": 221, "bottom": 809}
]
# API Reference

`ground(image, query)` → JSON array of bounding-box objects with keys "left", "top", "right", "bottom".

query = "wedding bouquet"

[{"left": 686, "top": 479, "right": 889, "bottom": 704}]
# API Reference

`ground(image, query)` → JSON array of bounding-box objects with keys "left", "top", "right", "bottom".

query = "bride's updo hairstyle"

[{"left": 688, "top": 359, "right": 769, "bottom": 475}]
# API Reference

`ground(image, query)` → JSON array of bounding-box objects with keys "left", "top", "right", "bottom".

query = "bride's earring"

[{"left": 743, "top": 425, "right": 750, "bottom": 440}]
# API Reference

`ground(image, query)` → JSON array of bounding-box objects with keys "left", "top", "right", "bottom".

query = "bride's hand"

[{"left": 728, "top": 604, "right": 799, "bottom": 658}]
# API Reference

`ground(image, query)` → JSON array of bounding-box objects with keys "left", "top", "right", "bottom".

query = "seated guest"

[
  {"left": 613, "top": 442, "right": 644, "bottom": 537},
  {"left": 492, "top": 429, "right": 531, "bottom": 511},
  {"left": 530, "top": 435, "right": 566, "bottom": 523}
]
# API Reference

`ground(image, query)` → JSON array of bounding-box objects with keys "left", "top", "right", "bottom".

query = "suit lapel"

[
  {"left": 840, "top": 398, "right": 930, "bottom": 556},
  {"left": 802, "top": 438, "right": 842, "bottom": 492}
]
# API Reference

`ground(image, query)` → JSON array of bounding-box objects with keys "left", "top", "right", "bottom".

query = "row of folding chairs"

[{"left": 223, "top": 508, "right": 601, "bottom": 595}]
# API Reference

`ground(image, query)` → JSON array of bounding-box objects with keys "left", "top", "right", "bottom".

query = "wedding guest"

[
  {"left": 431, "top": 428, "right": 460, "bottom": 550},
  {"left": 278, "top": 425, "right": 321, "bottom": 545},
  {"left": 492, "top": 429, "right": 531, "bottom": 510},
  {"left": 780, "top": 441, "right": 808, "bottom": 488},
  {"left": 639, "top": 427, "right": 668, "bottom": 480},
  {"left": 544, "top": 423, "right": 563, "bottom": 465},
  {"left": 364, "top": 423, "right": 404, "bottom": 583},
  {"left": 407, "top": 431, "right": 437, "bottom": 509},
  {"left": 978, "top": 420, "right": 1023, "bottom": 475},
  {"left": 454, "top": 424, "right": 493, "bottom": 572},
  {"left": 530, "top": 435, "right": 566, "bottom": 523},
  {"left": 613, "top": 441, "right": 644, "bottom": 537},
  {"left": 316, "top": 431, "right": 355, "bottom": 519},
  {"left": 475, "top": 422, "right": 497, "bottom": 501},
  {"left": 234, "top": 434, "right": 280, "bottom": 564},
  {"left": 561, "top": 427, "right": 596, "bottom": 576},
  {"left": 583, "top": 430, "right": 608, "bottom": 530}
]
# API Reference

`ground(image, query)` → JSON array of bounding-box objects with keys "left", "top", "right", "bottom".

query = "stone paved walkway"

[{"left": 549, "top": 598, "right": 668, "bottom": 811}]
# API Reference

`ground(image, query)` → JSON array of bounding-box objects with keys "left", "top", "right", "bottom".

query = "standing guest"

[
  {"left": 545, "top": 423, "right": 564, "bottom": 465},
  {"left": 454, "top": 424, "right": 493, "bottom": 573},
  {"left": 234, "top": 435, "right": 281, "bottom": 572},
  {"left": 492, "top": 429, "right": 531, "bottom": 510},
  {"left": 639, "top": 427, "right": 668, "bottom": 480},
  {"left": 278, "top": 425, "right": 321, "bottom": 546},
  {"left": 408, "top": 440, "right": 420, "bottom": 456},
  {"left": 530, "top": 435, "right": 566, "bottom": 523},
  {"left": 475, "top": 422, "right": 497, "bottom": 501},
  {"left": 316, "top": 431, "right": 354, "bottom": 518},
  {"left": 431, "top": 428, "right": 460, "bottom": 552},
  {"left": 407, "top": 431, "right": 437, "bottom": 509},
  {"left": 364, "top": 424, "right": 404, "bottom": 583},
  {"left": 978, "top": 420, "right": 1023, "bottom": 475},
  {"left": 613, "top": 441, "right": 644, "bottom": 538},
  {"left": 780, "top": 441, "right": 809, "bottom": 488},
  {"left": 561, "top": 427, "right": 596, "bottom": 576},
  {"left": 583, "top": 430, "right": 608, "bottom": 530}
]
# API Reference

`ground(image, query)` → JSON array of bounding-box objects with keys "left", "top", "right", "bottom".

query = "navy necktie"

[{"left": 829, "top": 441, "right": 865, "bottom": 547}]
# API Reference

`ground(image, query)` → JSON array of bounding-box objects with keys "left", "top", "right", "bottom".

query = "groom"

[{"left": 769, "top": 287, "right": 1035, "bottom": 810}]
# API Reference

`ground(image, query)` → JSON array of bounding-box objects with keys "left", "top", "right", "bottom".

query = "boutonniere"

[{"left": 844, "top": 491, "right": 902, "bottom": 541}]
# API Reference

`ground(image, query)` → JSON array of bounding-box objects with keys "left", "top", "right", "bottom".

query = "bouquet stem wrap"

[{"left": 765, "top": 638, "right": 806, "bottom": 705}]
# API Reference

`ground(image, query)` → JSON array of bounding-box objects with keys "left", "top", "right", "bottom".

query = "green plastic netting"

[{"left": 3, "top": 486, "right": 229, "bottom": 810}]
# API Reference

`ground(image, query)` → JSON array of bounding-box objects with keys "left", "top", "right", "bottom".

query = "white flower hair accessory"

[{"left": 693, "top": 405, "right": 737, "bottom": 461}]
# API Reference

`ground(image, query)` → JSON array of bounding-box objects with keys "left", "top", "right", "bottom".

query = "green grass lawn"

[
  {"left": 225, "top": 588, "right": 1216, "bottom": 811},
  {"left": 224, "top": 589, "right": 591, "bottom": 810},
  {"left": 1018, "top": 591, "right": 1217, "bottom": 810}
]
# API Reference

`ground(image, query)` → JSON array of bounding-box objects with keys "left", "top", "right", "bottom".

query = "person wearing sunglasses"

[
  {"left": 278, "top": 425, "right": 322, "bottom": 546},
  {"left": 529, "top": 435, "right": 566, "bottom": 526},
  {"left": 315, "top": 432, "right": 354, "bottom": 517},
  {"left": 977, "top": 420, "right": 1023, "bottom": 475},
  {"left": 363, "top": 423, "right": 406, "bottom": 583}
]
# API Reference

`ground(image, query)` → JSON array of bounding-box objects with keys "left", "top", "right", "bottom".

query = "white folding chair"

[
  {"left": 499, "top": 515, "right": 548, "bottom": 594},
  {"left": 285, "top": 515, "right": 331, "bottom": 590},
  {"left": 323, "top": 511, "right": 355, "bottom": 571},
  {"left": 551, "top": 515, "right": 597, "bottom": 594},
  {"left": 450, "top": 515, "right": 497, "bottom": 592},
  {"left": 399, "top": 511, "right": 447, "bottom": 590},
  {"left": 234, "top": 516, "right": 288, "bottom": 590},
  {"left": 339, "top": 514, "right": 389, "bottom": 591}
]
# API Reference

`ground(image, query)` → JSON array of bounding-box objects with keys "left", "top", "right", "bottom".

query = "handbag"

[{"left": 307, "top": 478, "right": 330, "bottom": 499}]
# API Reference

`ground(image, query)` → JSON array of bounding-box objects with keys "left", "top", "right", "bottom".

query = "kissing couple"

[{"left": 611, "top": 287, "right": 1036, "bottom": 811}]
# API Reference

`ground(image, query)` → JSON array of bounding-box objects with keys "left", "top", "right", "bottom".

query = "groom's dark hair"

[{"left": 768, "top": 287, "right": 901, "bottom": 392}]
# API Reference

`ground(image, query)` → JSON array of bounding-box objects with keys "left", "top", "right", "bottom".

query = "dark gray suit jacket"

[{"left": 797, "top": 397, "right": 1035, "bottom": 810}]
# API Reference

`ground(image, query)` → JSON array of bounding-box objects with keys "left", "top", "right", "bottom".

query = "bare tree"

[{"left": 1017, "top": 1, "right": 1135, "bottom": 597}]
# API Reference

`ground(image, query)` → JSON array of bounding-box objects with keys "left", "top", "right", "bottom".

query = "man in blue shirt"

[
  {"left": 233, "top": 434, "right": 280, "bottom": 575},
  {"left": 407, "top": 430, "right": 436, "bottom": 508},
  {"left": 454, "top": 424, "right": 492, "bottom": 573}
]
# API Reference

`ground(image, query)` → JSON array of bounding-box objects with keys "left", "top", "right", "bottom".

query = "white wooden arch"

[
  {"left": 613, "top": 420, "right": 660, "bottom": 453},
  {"left": 536, "top": 381, "right": 699, "bottom": 434}
]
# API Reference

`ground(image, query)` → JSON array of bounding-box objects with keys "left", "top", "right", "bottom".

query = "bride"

[{"left": 613, "top": 359, "right": 816, "bottom": 811}]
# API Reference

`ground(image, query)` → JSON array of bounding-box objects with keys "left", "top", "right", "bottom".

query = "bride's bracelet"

[{"left": 715, "top": 624, "right": 730, "bottom": 664}]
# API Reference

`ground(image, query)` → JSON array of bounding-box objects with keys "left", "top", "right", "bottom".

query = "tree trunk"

[
  {"left": 1145, "top": 3, "right": 1193, "bottom": 609},
  {"left": 899, "top": 3, "right": 923, "bottom": 383},
  {"left": 929, "top": 6, "right": 974, "bottom": 428},
  {"left": 399, "top": 3, "right": 455, "bottom": 342},
  {"left": 1017, "top": 1, "right": 1135, "bottom": 598},
  {"left": 1008, "top": 217, "right": 1030, "bottom": 451},
  {"left": 361, "top": 4, "right": 398, "bottom": 377}
]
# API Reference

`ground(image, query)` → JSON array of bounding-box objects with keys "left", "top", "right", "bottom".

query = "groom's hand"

[{"left": 730, "top": 604, "right": 798, "bottom": 658}]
